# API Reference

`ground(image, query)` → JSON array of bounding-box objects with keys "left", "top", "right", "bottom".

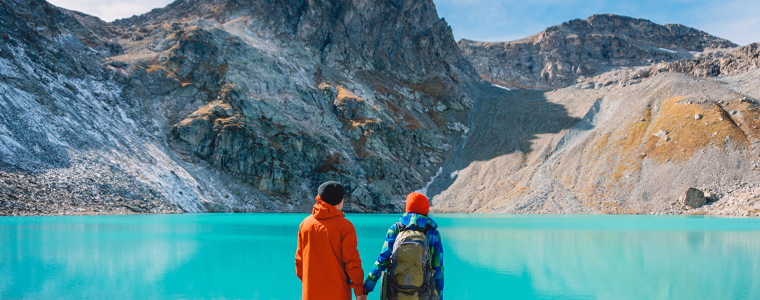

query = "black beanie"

[{"left": 318, "top": 181, "right": 344, "bottom": 206}]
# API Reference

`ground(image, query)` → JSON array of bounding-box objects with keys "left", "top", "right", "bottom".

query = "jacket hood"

[
  {"left": 399, "top": 212, "right": 437, "bottom": 230},
  {"left": 312, "top": 199, "right": 344, "bottom": 220}
]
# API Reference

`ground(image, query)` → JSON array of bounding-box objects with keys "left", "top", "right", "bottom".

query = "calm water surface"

[{"left": 1, "top": 214, "right": 759, "bottom": 299}]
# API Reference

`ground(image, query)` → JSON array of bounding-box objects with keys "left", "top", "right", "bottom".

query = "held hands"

[{"left": 355, "top": 286, "right": 369, "bottom": 300}]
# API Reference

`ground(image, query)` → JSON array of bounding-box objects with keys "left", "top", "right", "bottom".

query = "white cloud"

[{"left": 48, "top": 0, "right": 175, "bottom": 21}]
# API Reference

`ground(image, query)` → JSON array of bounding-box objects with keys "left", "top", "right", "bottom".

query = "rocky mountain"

[
  {"left": 1, "top": 0, "right": 479, "bottom": 215},
  {"left": 2, "top": 1, "right": 759, "bottom": 217},
  {"left": 430, "top": 42, "right": 760, "bottom": 216},
  {"left": 459, "top": 14, "right": 737, "bottom": 90}
]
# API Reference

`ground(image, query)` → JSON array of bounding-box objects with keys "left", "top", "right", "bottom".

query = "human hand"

[{"left": 356, "top": 295, "right": 367, "bottom": 300}]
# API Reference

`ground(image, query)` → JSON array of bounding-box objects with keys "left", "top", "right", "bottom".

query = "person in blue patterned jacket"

[{"left": 362, "top": 192, "right": 444, "bottom": 300}]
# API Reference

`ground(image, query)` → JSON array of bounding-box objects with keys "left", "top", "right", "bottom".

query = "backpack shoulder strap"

[{"left": 395, "top": 222, "right": 406, "bottom": 232}]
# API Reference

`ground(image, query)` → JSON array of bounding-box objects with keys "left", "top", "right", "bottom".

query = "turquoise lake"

[{"left": 1, "top": 214, "right": 759, "bottom": 299}]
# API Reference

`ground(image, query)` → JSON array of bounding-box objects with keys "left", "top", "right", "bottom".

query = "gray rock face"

[
  {"left": 680, "top": 188, "right": 706, "bottom": 209},
  {"left": 0, "top": 0, "right": 183, "bottom": 215},
  {"left": 458, "top": 14, "right": 737, "bottom": 90},
  {"left": 652, "top": 43, "right": 760, "bottom": 77},
  {"left": 115, "top": 0, "right": 477, "bottom": 82},
  {"left": 1, "top": 0, "right": 478, "bottom": 214}
]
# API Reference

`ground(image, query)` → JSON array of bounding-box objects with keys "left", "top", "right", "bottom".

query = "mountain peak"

[
  {"left": 544, "top": 13, "right": 736, "bottom": 50},
  {"left": 459, "top": 14, "right": 737, "bottom": 89},
  {"left": 113, "top": 0, "right": 474, "bottom": 81}
]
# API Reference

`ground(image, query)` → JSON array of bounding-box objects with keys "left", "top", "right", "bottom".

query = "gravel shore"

[{"left": 0, "top": 171, "right": 182, "bottom": 216}]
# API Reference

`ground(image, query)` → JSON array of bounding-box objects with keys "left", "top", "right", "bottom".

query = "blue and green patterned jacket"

[{"left": 363, "top": 212, "right": 444, "bottom": 299}]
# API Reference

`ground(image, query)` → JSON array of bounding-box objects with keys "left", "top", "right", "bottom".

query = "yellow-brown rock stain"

[{"left": 644, "top": 97, "right": 749, "bottom": 162}]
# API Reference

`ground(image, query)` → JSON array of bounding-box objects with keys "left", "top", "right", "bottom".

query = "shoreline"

[{"left": 3, "top": 208, "right": 758, "bottom": 217}]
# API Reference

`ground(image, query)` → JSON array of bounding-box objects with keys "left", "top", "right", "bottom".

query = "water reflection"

[
  {"left": 0, "top": 214, "right": 310, "bottom": 300},
  {"left": 0, "top": 216, "right": 200, "bottom": 299},
  {"left": 1, "top": 214, "right": 759, "bottom": 300},
  {"left": 443, "top": 216, "right": 760, "bottom": 300}
]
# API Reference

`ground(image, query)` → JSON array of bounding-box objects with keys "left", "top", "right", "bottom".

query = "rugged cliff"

[
  {"left": 459, "top": 14, "right": 737, "bottom": 90},
  {"left": 1, "top": 0, "right": 479, "bottom": 215}
]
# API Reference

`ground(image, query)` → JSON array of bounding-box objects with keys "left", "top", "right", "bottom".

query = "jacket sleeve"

[
  {"left": 342, "top": 221, "right": 365, "bottom": 296},
  {"left": 431, "top": 229, "right": 444, "bottom": 300},
  {"left": 363, "top": 223, "right": 399, "bottom": 293},
  {"left": 295, "top": 224, "right": 304, "bottom": 281}
]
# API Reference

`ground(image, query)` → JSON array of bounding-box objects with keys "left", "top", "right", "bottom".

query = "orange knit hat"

[{"left": 405, "top": 192, "right": 429, "bottom": 215}]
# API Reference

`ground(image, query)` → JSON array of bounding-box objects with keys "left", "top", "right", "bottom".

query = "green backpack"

[{"left": 381, "top": 222, "right": 438, "bottom": 300}]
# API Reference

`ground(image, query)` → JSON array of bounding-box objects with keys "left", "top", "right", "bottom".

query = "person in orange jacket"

[{"left": 295, "top": 181, "right": 367, "bottom": 300}]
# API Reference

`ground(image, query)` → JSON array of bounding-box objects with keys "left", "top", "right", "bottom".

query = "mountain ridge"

[{"left": 459, "top": 13, "right": 737, "bottom": 90}]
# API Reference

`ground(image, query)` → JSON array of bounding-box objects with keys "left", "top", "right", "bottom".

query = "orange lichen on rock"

[
  {"left": 601, "top": 107, "right": 651, "bottom": 184},
  {"left": 146, "top": 63, "right": 164, "bottom": 73},
  {"left": 619, "top": 105, "right": 651, "bottom": 154},
  {"left": 644, "top": 97, "right": 749, "bottom": 162},
  {"left": 611, "top": 157, "right": 641, "bottom": 183},
  {"left": 189, "top": 101, "right": 234, "bottom": 117},
  {"left": 723, "top": 100, "right": 760, "bottom": 140},
  {"left": 593, "top": 132, "right": 612, "bottom": 156},
  {"left": 336, "top": 85, "right": 362, "bottom": 102},
  {"left": 349, "top": 117, "right": 380, "bottom": 128}
]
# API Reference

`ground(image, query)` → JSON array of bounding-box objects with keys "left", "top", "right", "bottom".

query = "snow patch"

[
  {"left": 450, "top": 170, "right": 458, "bottom": 179},
  {"left": 415, "top": 167, "right": 442, "bottom": 196},
  {"left": 657, "top": 48, "right": 678, "bottom": 54},
  {"left": 447, "top": 122, "right": 469, "bottom": 134},
  {"left": 492, "top": 83, "right": 512, "bottom": 91}
]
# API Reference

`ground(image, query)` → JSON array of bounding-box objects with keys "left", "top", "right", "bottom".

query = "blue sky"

[
  {"left": 48, "top": 0, "right": 759, "bottom": 45},
  {"left": 435, "top": 0, "right": 760, "bottom": 45}
]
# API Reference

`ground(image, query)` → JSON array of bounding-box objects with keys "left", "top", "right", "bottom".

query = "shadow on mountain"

[{"left": 427, "top": 83, "right": 584, "bottom": 197}]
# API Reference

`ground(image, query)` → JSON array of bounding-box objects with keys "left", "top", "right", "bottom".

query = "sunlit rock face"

[
  {"left": 1, "top": 0, "right": 480, "bottom": 214},
  {"left": 432, "top": 47, "right": 760, "bottom": 216},
  {"left": 458, "top": 14, "right": 737, "bottom": 90}
]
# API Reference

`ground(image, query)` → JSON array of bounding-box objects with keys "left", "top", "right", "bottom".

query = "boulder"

[
  {"left": 679, "top": 187, "right": 706, "bottom": 208},
  {"left": 704, "top": 192, "right": 719, "bottom": 202}
]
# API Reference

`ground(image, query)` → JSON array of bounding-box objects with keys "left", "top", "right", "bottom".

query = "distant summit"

[{"left": 459, "top": 14, "right": 737, "bottom": 89}]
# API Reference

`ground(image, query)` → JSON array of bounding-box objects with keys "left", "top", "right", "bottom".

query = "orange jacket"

[{"left": 295, "top": 198, "right": 364, "bottom": 299}]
